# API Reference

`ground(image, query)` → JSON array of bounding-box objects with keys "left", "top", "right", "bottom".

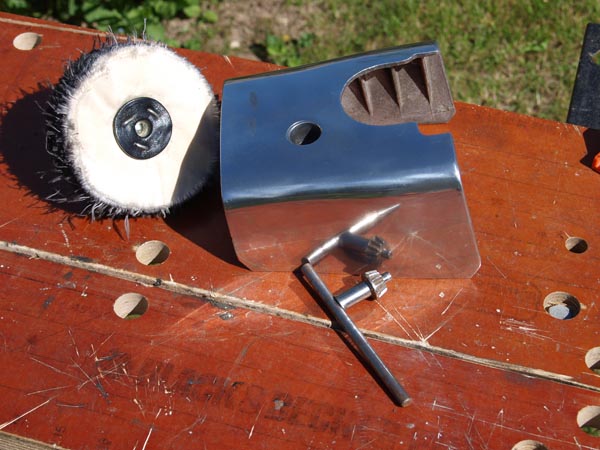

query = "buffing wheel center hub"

[
  {"left": 134, "top": 119, "right": 152, "bottom": 138},
  {"left": 113, "top": 97, "right": 172, "bottom": 160}
]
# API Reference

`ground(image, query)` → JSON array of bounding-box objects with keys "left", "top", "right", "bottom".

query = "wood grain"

[{"left": 1, "top": 12, "right": 600, "bottom": 449}]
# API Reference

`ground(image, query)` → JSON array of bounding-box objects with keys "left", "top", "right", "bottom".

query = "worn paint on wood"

[{"left": 1, "top": 12, "right": 600, "bottom": 449}]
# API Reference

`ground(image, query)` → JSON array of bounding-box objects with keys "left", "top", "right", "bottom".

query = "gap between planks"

[
  {"left": 0, "top": 16, "right": 114, "bottom": 37},
  {"left": 1, "top": 240, "right": 598, "bottom": 395},
  {"left": 0, "top": 430, "right": 68, "bottom": 450}
]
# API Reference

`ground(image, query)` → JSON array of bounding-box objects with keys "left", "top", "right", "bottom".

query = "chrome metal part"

[
  {"left": 338, "top": 233, "right": 393, "bottom": 264},
  {"left": 336, "top": 270, "right": 392, "bottom": 309},
  {"left": 220, "top": 42, "right": 480, "bottom": 277},
  {"left": 301, "top": 262, "right": 411, "bottom": 407}
]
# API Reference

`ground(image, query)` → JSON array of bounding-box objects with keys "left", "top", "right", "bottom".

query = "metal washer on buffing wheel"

[{"left": 113, "top": 97, "right": 172, "bottom": 160}]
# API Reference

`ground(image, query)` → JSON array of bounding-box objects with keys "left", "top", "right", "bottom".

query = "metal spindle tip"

[{"left": 400, "top": 396, "right": 412, "bottom": 407}]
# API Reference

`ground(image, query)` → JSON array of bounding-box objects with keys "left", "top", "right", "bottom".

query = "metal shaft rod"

[
  {"left": 300, "top": 262, "right": 412, "bottom": 407},
  {"left": 336, "top": 271, "right": 392, "bottom": 309}
]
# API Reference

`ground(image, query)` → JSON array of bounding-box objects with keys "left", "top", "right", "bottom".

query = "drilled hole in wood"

[
  {"left": 578, "top": 406, "right": 600, "bottom": 437},
  {"left": 565, "top": 236, "right": 588, "bottom": 253},
  {"left": 543, "top": 291, "right": 580, "bottom": 320},
  {"left": 13, "top": 32, "right": 42, "bottom": 50},
  {"left": 585, "top": 347, "right": 600, "bottom": 374},
  {"left": 113, "top": 293, "right": 148, "bottom": 319},
  {"left": 511, "top": 440, "right": 548, "bottom": 450},
  {"left": 136, "top": 240, "right": 170, "bottom": 265}
]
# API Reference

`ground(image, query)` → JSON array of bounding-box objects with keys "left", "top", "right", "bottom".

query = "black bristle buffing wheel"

[{"left": 45, "top": 37, "right": 219, "bottom": 219}]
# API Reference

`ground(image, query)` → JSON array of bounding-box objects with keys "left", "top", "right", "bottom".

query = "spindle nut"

[{"left": 362, "top": 270, "right": 392, "bottom": 299}]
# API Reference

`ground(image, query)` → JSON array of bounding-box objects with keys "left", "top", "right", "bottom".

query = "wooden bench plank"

[
  {"left": 1, "top": 12, "right": 600, "bottom": 449},
  {"left": 0, "top": 251, "right": 599, "bottom": 449}
]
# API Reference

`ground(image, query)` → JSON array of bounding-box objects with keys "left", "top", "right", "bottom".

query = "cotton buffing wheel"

[{"left": 45, "top": 39, "right": 219, "bottom": 218}]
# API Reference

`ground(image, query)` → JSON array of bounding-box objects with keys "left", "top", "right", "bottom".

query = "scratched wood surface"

[{"left": 1, "top": 12, "right": 600, "bottom": 450}]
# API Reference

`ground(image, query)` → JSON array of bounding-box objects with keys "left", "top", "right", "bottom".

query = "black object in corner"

[{"left": 568, "top": 23, "right": 600, "bottom": 129}]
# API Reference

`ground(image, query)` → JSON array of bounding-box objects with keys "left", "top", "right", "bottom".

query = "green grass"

[
  {"left": 293, "top": 1, "right": 600, "bottom": 121},
  {"left": 0, "top": 0, "right": 217, "bottom": 43},
  {"left": 2, "top": 0, "right": 599, "bottom": 121}
]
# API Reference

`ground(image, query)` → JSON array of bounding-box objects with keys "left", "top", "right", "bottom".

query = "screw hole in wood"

[
  {"left": 136, "top": 240, "right": 170, "bottom": 265},
  {"left": 543, "top": 291, "right": 580, "bottom": 320},
  {"left": 578, "top": 406, "right": 600, "bottom": 437},
  {"left": 13, "top": 32, "right": 42, "bottom": 50},
  {"left": 585, "top": 347, "right": 600, "bottom": 374},
  {"left": 565, "top": 236, "right": 588, "bottom": 254},
  {"left": 511, "top": 440, "right": 548, "bottom": 450},
  {"left": 113, "top": 293, "right": 148, "bottom": 319}
]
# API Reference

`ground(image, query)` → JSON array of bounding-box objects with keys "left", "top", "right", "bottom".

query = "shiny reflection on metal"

[
  {"left": 221, "top": 42, "right": 480, "bottom": 277},
  {"left": 301, "top": 262, "right": 411, "bottom": 407},
  {"left": 305, "top": 204, "right": 399, "bottom": 266},
  {"left": 339, "top": 233, "right": 392, "bottom": 265},
  {"left": 336, "top": 270, "right": 392, "bottom": 309}
]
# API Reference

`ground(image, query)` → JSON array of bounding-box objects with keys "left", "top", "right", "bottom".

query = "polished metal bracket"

[
  {"left": 220, "top": 42, "right": 480, "bottom": 278},
  {"left": 219, "top": 43, "right": 480, "bottom": 404}
]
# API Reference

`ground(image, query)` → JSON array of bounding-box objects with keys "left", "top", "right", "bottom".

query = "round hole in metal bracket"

[
  {"left": 287, "top": 121, "right": 322, "bottom": 145},
  {"left": 543, "top": 291, "right": 580, "bottom": 320},
  {"left": 585, "top": 347, "right": 600, "bottom": 374},
  {"left": 577, "top": 406, "right": 600, "bottom": 437},
  {"left": 565, "top": 236, "right": 588, "bottom": 254},
  {"left": 113, "top": 293, "right": 148, "bottom": 319},
  {"left": 511, "top": 440, "right": 548, "bottom": 450},
  {"left": 13, "top": 32, "right": 42, "bottom": 50},
  {"left": 136, "top": 240, "right": 170, "bottom": 265}
]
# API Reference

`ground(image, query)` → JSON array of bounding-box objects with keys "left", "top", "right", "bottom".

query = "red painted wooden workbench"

[{"left": 1, "top": 12, "right": 600, "bottom": 450}]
